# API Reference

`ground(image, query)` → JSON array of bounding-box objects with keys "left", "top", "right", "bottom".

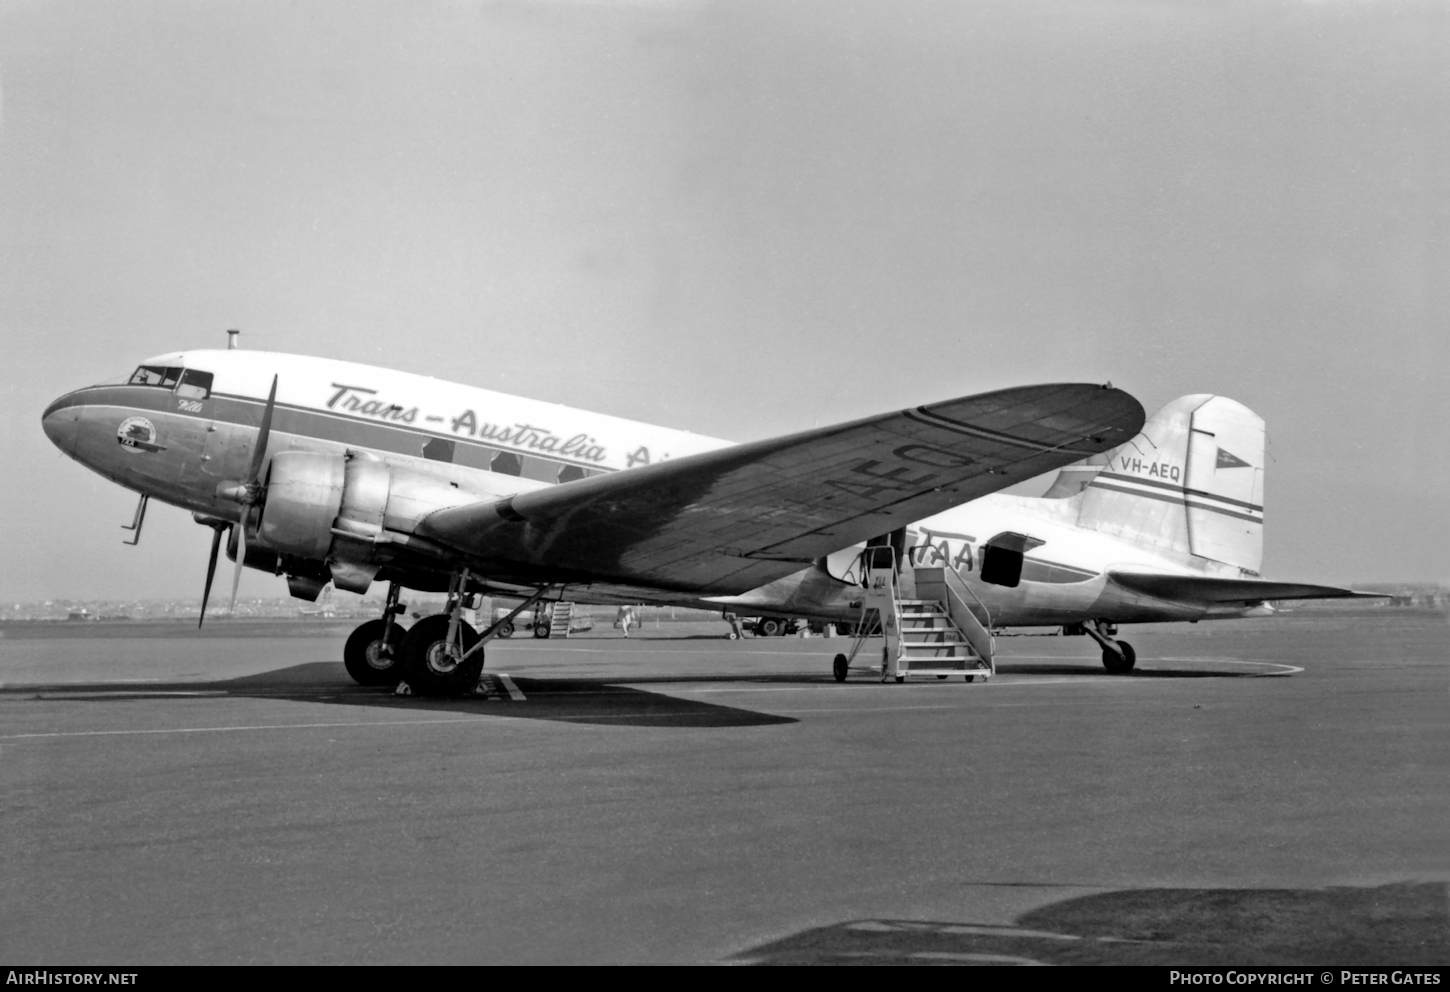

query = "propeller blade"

[
  {"left": 228, "top": 512, "right": 248, "bottom": 616},
  {"left": 198, "top": 525, "right": 223, "bottom": 629},
  {"left": 245, "top": 375, "right": 278, "bottom": 485}
]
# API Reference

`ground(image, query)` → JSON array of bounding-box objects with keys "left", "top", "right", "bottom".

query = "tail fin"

[{"left": 1069, "top": 395, "right": 1265, "bottom": 574}]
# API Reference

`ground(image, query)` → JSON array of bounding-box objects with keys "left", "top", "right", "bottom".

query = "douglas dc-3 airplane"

[{"left": 42, "top": 342, "right": 1368, "bottom": 693}]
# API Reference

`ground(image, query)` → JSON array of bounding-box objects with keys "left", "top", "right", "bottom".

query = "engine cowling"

[
  {"left": 255, "top": 449, "right": 483, "bottom": 594},
  {"left": 257, "top": 452, "right": 344, "bottom": 562}
]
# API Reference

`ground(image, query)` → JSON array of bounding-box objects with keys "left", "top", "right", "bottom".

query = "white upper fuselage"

[{"left": 148, "top": 348, "right": 733, "bottom": 475}]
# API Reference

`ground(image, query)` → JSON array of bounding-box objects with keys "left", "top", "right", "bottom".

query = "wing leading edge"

[
  {"left": 418, "top": 383, "right": 1145, "bottom": 594},
  {"left": 1109, "top": 571, "right": 1387, "bottom": 604}
]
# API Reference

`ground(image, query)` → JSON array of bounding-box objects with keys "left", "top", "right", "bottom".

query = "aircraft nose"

[{"left": 42, "top": 392, "right": 81, "bottom": 455}]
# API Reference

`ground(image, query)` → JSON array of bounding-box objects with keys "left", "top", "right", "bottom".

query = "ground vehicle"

[{"left": 491, "top": 604, "right": 594, "bottom": 638}]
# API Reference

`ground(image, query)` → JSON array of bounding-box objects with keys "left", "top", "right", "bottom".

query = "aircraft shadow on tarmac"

[
  {"left": 991, "top": 663, "right": 1271, "bottom": 678},
  {"left": 203, "top": 662, "right": 799, "bottom": 728},
  {"left": 733, "top": 881, "right": 1450, "bottom": 965}
]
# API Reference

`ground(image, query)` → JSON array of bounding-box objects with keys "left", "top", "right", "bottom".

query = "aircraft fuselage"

[{"left": 43, "top": 348, "right": 1262, "bottom": 628}]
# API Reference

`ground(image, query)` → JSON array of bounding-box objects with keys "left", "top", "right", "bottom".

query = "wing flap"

[
  {"left": 418, "top": 383, "right": 1144, "bottom": 594},
  {"left": 1109, "top": 571, "right": 1386, "bottom": 604}
]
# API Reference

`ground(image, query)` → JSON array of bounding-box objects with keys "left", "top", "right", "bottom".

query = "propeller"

[
  {"left": 198, "top": 524, "right": 224, "bottom": 629},
  {"left": 206, "top": 375, "right": 278, "bottom": 623}
]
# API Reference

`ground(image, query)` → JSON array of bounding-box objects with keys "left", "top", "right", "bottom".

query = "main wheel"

[
  {"left": 399, "top": 615, "right": 483, "bottom": 696},
  {"left": 533, "top": 620, "right": 551, "bottom": 639},
  {"left": 495, "top": 620, "right": 514, "bottom": 639},
  {"left": 1101, "top": 640, "right": 1137, "bottom": 674},
  {"left": 344, "top": 619, "right": 407, "bottom": 686},
  {"left": 832, "top": 653, "right": 849, "bottom": 682}
]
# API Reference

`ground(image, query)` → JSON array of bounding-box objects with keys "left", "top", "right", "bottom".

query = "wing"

[
  {"left": 1108, "top": 571, "right": 1387, "bottom": 604},
  {"left": 418, "top": 383, "right": 1144, "bottom": 594}
]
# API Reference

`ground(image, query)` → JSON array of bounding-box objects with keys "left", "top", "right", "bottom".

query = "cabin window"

[
  {"left": 557, "top": 465, "right": 586, "bottom": 483},
  {"left": 176, "top": 368, "right": 213, "bottom": 400},
  {"left": 422, "top": 437, "right": 455, "bottom": 463},
  {"left": 490, "top": 452, "right": 522, "bottom": 476}
]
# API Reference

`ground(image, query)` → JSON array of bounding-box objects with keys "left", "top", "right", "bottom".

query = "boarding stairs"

[
  {"left": 549, "top": 601, "right": 576, "bottom": 638},
  {"left": 836, "top": 547, "right": 995, "bottom": 683}
]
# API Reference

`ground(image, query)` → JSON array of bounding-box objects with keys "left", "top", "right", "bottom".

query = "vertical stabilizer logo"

[{"left": 1215, "top": 447, "right": 1251, "bottom": 469}]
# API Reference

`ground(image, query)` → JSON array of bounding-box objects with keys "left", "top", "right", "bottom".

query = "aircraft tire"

[
  {"left": 495, "top": 621, "right": 514, "bottom": 638},
  {"left": 400, "top": 615, "right": 484, "bottom": 696},
  {"left": 832, "top": 653, "right": 848, "bottom": 682},
  {"left": 533, "top": 622, "right": 551, "bottom": 639},
  {"left": 344, "top": 619, "right": 407, "bottom": 686},
  {"left": 1101, "top": 641, "right": 1137, "bottom": 674},
  {"left": 759, "top": 618, "right": 784, "bottom": 637}
]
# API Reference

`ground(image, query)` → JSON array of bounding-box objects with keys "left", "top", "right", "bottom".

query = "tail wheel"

[
  {"left": 832, "top": 653, "right": 849, "bottom": 682},
  {"left": 344, "top": 619, "right": 407, "bottom": 686},
  {"left": 400, "top": 615, "right": 483, "bottom": 696},
  {"left": 1101, "top": 640, "right": 1137, "bottom": 674}
]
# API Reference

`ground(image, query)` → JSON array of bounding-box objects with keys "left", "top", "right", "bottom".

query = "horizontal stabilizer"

[{"left": 1108, "top": 571, "right": 1386, "bottom": 604}]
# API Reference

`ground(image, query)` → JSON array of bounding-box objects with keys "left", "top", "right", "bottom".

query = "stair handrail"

[
  {"left": 942, "top": 565, "right": 993, "bottom": 632},
  {"left": 941, "top": 566, "right": 996, "bottom": 673}
]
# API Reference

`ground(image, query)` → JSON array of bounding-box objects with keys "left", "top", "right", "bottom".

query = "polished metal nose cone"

[{"left": 42, "top": 393, "right": 81, "bottom": 455}]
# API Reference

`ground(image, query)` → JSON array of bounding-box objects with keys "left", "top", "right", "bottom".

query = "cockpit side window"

[{"left": 176, "top": 368, "right": 213, "bottom": 400}]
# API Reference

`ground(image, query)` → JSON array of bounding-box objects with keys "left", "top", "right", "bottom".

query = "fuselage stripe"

[
  {"left": 1088, "top": 481, "right": 1264, "bottom": 523},
  {"left": 1095, "top": 470, "right": 1263, "bottom": 512},
  {"left": 56, "top": 384, "right": 617, "bottom": 475}
]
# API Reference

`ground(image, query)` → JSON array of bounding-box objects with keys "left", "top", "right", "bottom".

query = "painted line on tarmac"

[
  {"left": 0, "top": 716, "right": 505, "bottom": 741},
  {"left": 663, "top": 677, "right": 1136, "bottom": 695},
  {"left": 492, "top": 646, "right": 824, "bottom": 656},
  {"left": 28, "top": 690, "right": 230, "bottom": 698}
]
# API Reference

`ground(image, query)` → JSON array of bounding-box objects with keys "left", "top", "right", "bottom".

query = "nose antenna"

[{"left": 226, "top": 328, "right": 240, "bottom": 350}]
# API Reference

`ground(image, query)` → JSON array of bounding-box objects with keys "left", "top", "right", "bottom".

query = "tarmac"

[{"left": 2, "top": 610, "right": 1447, "bottom": 965}]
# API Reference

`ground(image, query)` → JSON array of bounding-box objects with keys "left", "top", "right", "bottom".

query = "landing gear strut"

[
  {"left": 395, "top": 573, "right": 552, "bottom": 697},
  {"left": 1083, "top": 619, "right": 1136, "bottom": 674},
  {"left": 344, "top": 581, "right": 408, "bottom": 686},
  {"left": 399, "top": 569, "right": 484, "bottom": 696}
]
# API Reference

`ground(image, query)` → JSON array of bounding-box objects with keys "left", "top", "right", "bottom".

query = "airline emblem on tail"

[{"left": 1216, "top": 447, "right": 1252, "bottom": 469}]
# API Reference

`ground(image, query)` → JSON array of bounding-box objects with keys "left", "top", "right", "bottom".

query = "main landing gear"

[
  {"left": 392, "top": 572, "right": 551, "bottom": 697},
  {"left": 344, "top": 581, "right": 408, "bottom": 686},
  {"left": 397, "top": 569, "right": 484, "bottom": 696},
  {"left": 1081, "top": 619, "right": 1136, "bottom": 674}
]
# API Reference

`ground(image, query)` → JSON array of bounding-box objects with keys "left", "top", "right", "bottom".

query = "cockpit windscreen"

[{"left": 129, "top": 365, "right": 213, "bottom": 399}]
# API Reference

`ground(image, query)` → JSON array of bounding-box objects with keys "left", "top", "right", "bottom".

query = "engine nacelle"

[
  {"left": 257, "top": 452, "right": 344, "bottom": 562},
  {"left": 255, "top": 449, "right": 484, "bottom": 595}
]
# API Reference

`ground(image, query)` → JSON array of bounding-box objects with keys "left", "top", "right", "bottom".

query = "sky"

[{"left": 1, "top": 0, "right": 1446, "bottom": 603}]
